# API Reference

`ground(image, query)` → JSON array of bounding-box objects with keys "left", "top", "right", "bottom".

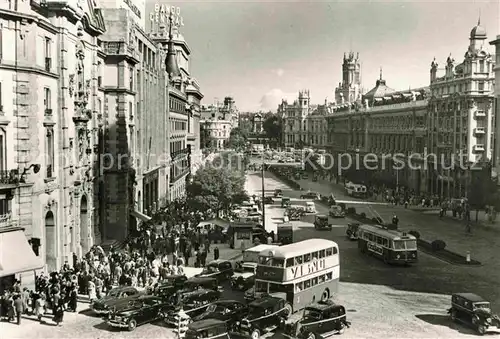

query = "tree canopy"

[
  {"left": 186, "top": 164, "right": 248, "bottom": 217},
  {"left": 262, "top": 114, "right": 282, "bottom": 147},
  {"left": 468, "top": 161, "right": 496, "bottom": 212},
  {"left": 227, "top": 127, "right": 249, "bottom": 150}
]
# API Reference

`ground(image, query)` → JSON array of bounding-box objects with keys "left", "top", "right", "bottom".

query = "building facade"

[
  {"left": 281, "top": 90, "right": 312, "bottom": 148},
  {"left": 199, "top": 119, "right": 232, "bottom": 150},
  {"left": 0, "top": 0, "right": 106, "bottom": 280},
  {"left": 490, "top": 28, "right": 500, "bottom": 178},
  {"left": 334, "top": 52, "right": 362, "bottom": 104}
]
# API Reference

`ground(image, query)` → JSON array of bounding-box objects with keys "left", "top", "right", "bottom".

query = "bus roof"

[
  {"left": 358, "top": 224, "right": 416, "bottom": 240},
  {"left": 246, "top": 244, "right": 279, "bottom": 253},
  {"left": 259, "top": 239, "right": 338, "bottom": 259}
]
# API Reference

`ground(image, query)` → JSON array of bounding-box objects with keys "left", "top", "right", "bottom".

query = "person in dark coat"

[
  {"left": 68, "top": 286, "right": 78, "bottom": 312},
  {"left": 53, "top": 299, "right": 64, "bottom": 326},
  {"left": 13, "top": 295, "right": 23, "bottom": 325},
  {"left": 213, "top": 247, "right": 220, "bottom": 261}
]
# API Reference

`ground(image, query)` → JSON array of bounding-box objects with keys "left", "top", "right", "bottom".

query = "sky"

[{"left": 144, "top": 0, "right": 499, "bottom": 112}]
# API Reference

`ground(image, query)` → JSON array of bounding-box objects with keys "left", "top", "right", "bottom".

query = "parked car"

[
  {"left": 153, "top": 275, "right": 188, "bottom": 299},
  {"left": 263, "top": 196, "right": 274, "bottom": 204},
  {"left": 165, "top": 289, "right": 221, "bottom": 325},
  {"left": 90, "top": 286, "right": 142, "bottom": 315},
  {"left": 281, "top": 197, "right": 291, "bottom": 208},
  {"left": 193, "top": 300, "right": 248, "bottom": 330},
  {"left": 300, "top": 191, "right": 320, "bottom": 200},
  {"left": 185, "top": 319, "right": 231, "bottom": 339},
  {"left": 196, "top": 260, "right": 233, "bottom": 282},
  {"left": 448, "top": 293, "right": 500, "bottom": 335},
  {"left": 237, "top": 296, "right": 292, "bottom": 339},
  {"left": 305, "top": 201, "right": 316, "bottom": 213},
  {"left": 274, "top": 189, "right": 283, "bottom": 198},
  {"left": 329, "top": 205, "right": 345, "bottom": 218},
  {"left": 106, "top": 295, "right": 168, "bottom": 331},
  {"left": 284, "top": 300, "right": 350, "bottom": 338},
  {"left": 231, "top": 262, "right": 256, "bottom": 291},
  {"left": 346, "top": 223, "right": 360, "bottom": 240},
  {"left": 183, "top": 277, "right": 222, "bottom": 293},
  {"left": 314, "top": 215, "right": 331, "bottom": 230}
]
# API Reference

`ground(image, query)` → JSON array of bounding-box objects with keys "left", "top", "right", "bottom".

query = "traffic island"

[{"left": 416, "top": 239, "right": 482, "bottom": 266}]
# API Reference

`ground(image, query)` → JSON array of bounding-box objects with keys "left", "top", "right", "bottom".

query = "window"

[
  {"left": 97, "top": 62, "right": 102, "bottom": 87},
  {"left": 44, "top": 88, "right": 51, "bottom": 112},
  {"left": 286, "top": 258, "right": 294, "bottom": 267},
  {"left": 326, "top": 272, "right": 332, "bottom": 281},
  {"left": 0, "top": 132, "right": 5, "bottom": 172},
  {"left": 326, "top": 248, "right": 333, "bottom": 256},
  {"left": 46, "top": 129, "right": 54, "bottom": 178},
  {"left": 0, "top": 82, "right": 3, "bottom": 112},
  {"left": 478, "top": 82, "right": 485, "bottom": 92},
  {"left": 0, "top": 24, "right": 3, "bottom": 60},
  {"left": 129, "top": 67, "right": 134, "bottom": 90},
  {"left": 479, "top": 60, "right": 485, "bottom": 73},
  {"left": 294, "top": 256, "right": 303, "bottom": 265},
  {"left": 129, "top": 102, "right": 133, "bottom": 120},
  {"left": 304, "top": 253, "right": 311, "bottom": 263},
  {"left": 304, "top": 279, "right": 311, "bottom": 289},
  {"left": 44, "top": 38, "right": 51, "bottom": 72}
]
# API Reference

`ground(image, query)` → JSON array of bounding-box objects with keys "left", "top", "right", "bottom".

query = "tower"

[
  {"left": 469, "top": 17, "right": 487, "bottom": 53},
  {"left": 298, "top": 90, "right": 310, "bottom": 116},
  {"left": 335, "top": 52, "right": 362, "bottom": 104}
]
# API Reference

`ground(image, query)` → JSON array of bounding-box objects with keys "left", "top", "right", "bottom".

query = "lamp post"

[{"left": 261, "top": 154, "right": 266, "bottom": 230}]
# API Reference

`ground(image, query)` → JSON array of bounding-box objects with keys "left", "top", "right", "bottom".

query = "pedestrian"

[
  {"left": 21, "top": 288, "right": 30, "bottom": 314},
  {"left": 35, "top": 294, "right": 45, "bottom": 321},
  {"left": 213, "top": 247, "right": 220, "bottom": 261},
  {"left": 13, "top": 294, "right": 23, "bottom": 325},
  {"left": 87, "top": 279, "right": 96, "bottom": 302},
  {"left": 53, "top": 299, "right": 64, "bottom": 326},
  {"left": 68, "top": 285, "right": 77, "bottom": 312},
  {"left": 465, "top": 222, "right": 472, "bottom": 234}
]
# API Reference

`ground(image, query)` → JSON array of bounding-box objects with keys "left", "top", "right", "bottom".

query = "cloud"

[
  {"left": 259, "top": 88, "right": 296, "bottom": 111},
  {"left": 272, "top": 68, "right": 285, "bottom": 77}
]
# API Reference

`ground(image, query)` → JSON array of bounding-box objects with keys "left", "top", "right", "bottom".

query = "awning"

[
  {"left": 0, "top": 229, "right": 43, "bottom": 277},
  {"left": 130, "top": 209, "right": 152, "bottom": 222}
]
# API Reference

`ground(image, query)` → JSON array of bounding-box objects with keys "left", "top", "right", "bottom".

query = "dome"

[{"left": 470, "top": 21, "right": 487, "bottom": 39}]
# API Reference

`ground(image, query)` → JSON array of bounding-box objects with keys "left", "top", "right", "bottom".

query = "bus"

[
  {"left": 277, "top": 222, "right": 294, "bottom": 245},
  {"left": 345, "top": 182, "right": 367, "bottom": 197},
  {"left": 253, "top": 239, "right": 340, "bottom": 313},
  {"left": 357, "top": 224, "right": 418, "bottom": 264}
]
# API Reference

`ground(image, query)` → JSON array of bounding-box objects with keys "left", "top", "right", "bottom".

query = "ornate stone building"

[
  {"left": 281, "top": 90, "right": 312, "bottom": 147},
  {"left": 334, "top": 52, "right": 362, "bottom": 104}
]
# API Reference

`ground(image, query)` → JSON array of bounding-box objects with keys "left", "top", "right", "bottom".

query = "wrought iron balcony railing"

[
  {"left": 0, "top": 213, "right": 14, "bottom": 229},
  {"left": 0, "top": 170, "right": 20, "bottom": 185}
]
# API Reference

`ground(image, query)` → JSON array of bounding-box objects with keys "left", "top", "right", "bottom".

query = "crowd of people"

[{"left": 1, "top": 223, "right": 220, "bottom": 327}]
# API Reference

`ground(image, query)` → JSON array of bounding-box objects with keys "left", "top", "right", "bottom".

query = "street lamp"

[{"left": 261, "top": 153, "right": 266, "bottom": 230}]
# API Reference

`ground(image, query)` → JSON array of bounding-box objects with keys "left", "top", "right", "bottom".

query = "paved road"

[{"left": 244, "top": 170, "right": 500, "bottom": 338}]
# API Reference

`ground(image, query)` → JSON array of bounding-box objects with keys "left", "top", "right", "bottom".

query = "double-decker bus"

[
  {"left": 357, "top": 224, "right": 418, "bottom": 264},
  {"left": 345, "top": 182, "right": 367, "bottom": 198},
  {"left": 253, "top": 239, "right": 340, "bottom": 313}
]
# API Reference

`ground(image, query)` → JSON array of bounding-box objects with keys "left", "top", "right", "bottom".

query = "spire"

[
  {"left": 478, "top": 8, "right": 481, "bottom": 25},
  {"left": 379, "top": 67, "right": 383, "bottom": 80},
  {"left": 165, "top": 12, "right": 181, "bottom": 78}
]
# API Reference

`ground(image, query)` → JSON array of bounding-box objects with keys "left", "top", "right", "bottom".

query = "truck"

[{"left": 277, "top": 222, "right": 294, "bottom": 245}]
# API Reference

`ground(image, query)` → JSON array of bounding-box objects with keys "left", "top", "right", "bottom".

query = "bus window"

[
  {"left": 318, "top": 274, "right": 325, "bottom": 283},
  {"left": 376, "top": 237, "right": 383, "bottom": 245},
  {"left": 326, "top": 272, "right": 332, "bottom": 281},
  {"left": 311, "top": 277, "right": 318, "bottom": 286},
  {"left": 295, "top": 282, "right": 303, "bottom": 292},
  {"left": 326, "top": 248, "right": 333, "bottom": 256},
  {"left": 295, "top": 256, "right": 303, "bottom": 265},
  {"left": 332, "top": 247, "right": 338, "bottom": 254},
  {"left": 272, "top": 258, "right": 285, "bottom": 267},
  {"left": 259, "top": 256, "right": 271, "bottom": 265},
  {"left": 394, "top": 241, "right": 405, "bottom": 250},
  {"left": 304, "top": 253, "right": 311, "bottom": 263},
  {"left": 383, "top": 238, "right": 389, "bottom": 247},
  {"left": 286, "top": 258, "right": 294, "bottom": 267},
  {"left": 304, "top": 280, "right": 311, "bottom": 289},
  {"left": 255, "top": 281, "right": 268, "bottom": 293},
  {"left": 405, "top": 240, "right": 417, "bottom": 250},
  {"left": 312, "top": 251, "right": 318, "bottom": 260},
  {"left": 319, "top": 250, "right": 325, "bottom": 258}
]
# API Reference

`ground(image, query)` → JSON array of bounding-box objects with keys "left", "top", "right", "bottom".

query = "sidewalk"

[{"left": 293, "top": 177, "right": 500, "bottom": 265}]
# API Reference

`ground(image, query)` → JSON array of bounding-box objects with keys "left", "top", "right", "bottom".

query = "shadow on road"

[{"left": 415, "top": 314, "right": 477, "bottom": 335}]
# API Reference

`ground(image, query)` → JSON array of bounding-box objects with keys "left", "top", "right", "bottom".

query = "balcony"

[
  {"left": 0, "top": 170, "right": 20, "bottom": 187},
  {"left": 171, "top": 147, "right": 191, "bottom": 161},
  {"left": 474, "top": 127, "right": 486, "bottom": 136},
  {"left": 45, "top": 57, "right": 52, "bottom": 72},
  {"left": 473, "top": 144, "right": 485, "bottom": 153},
  {"left": 0, "top": 213, "right": 15, "bottom": 229},
  {"left": 474, "top": 110, "right": 486, "bottom": 119}
]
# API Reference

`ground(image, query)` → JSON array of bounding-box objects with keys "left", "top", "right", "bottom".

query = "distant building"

[
  {"left": 334, "top": 52, "right": 363, "bottom": 104},
  {"left": 281, "top": 90, "right": 314, "bottom": 147}
]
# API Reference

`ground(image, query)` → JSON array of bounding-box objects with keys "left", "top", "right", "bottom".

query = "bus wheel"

[
  {"left": 321, "top": 288, "right": 330, "bottom": 302},
  {"left": 250, "top": 329, "right": 260, "bottom": 339},
  {"left": 284, "top": 303, "right": 293, "bottom": 318}
]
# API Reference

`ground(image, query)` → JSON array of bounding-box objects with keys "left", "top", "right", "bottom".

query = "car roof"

[
  {"left": 189, "top": 318, "right": 226, "bottom": 330},
  {"left": 184, "top": 288, "right": 214, "bottom": 296},
  {"left": 110, "top": 286, "right": 136, "bottom": 292},
  {"left": 453, "top": 293, "right": 487, "bottom": 302},
  {"left": 249, "top": 296, "right": 282, "bottom": 308},
  {"left": 208, "top": 259, "right": 229, "bottom": 265},
  {"left": 212, "top": 300, "right": 243, "bottom": 306},
  {"left": 187, "top": 277, "right": 217, "bottom": 283},
  {"left": 306, "top": 301, "right": 345, "bottom": 311},
  {"left": 316, "top": 215, "right": 328, "bottom": 218}
]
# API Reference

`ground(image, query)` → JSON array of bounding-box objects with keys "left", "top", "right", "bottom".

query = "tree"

[
  {"left": 200, "top": 122, "right": 215, "bottom": 151},
  {"left": 186, "top": 165, "right": 248, "bottom": 217},
  {"left": 263, "top": 115, "right": 282, "bottom": 147},
  {"left": 468, "top": 161, "right": 496, "bottom": 221},
  {"left": 227, "top": 127, "right": 249, "bottom": 150}
]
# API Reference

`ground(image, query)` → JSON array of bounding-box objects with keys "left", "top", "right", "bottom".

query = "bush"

[
  {"left": 409, "top": 230, "right": 421, "bottom": 239},
  {"left": 360, "top": 212, "right": 366, "bottom": 219},
  {"left": 346, "top": 207, "right": 356, "bottom": 215},
  {"left": 431, "top": 240, "right": 446, "bottom": 251}
]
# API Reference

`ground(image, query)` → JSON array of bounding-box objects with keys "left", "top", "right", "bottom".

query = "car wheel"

[
  {"left": 477, "top": 325, "right": 486, "bottom": 335},
  {"left": 450, "top": 310, "right": 457, "bottom": 322},
  {"left": 284, "top": 302, "right": 293, "bottom": 318},
  {"left": 307, "top": 332, "right": 316, "bottom": 339},
  {"left": 321, "top": 288, "right": 330, "bottom": 302},
  {"left": 251, "top": 329, "right": 260, "bottom": 339},
  {"left": 338, "top": 323, "right": 346, "bottom": 334},
  {"left": 127, "top": 319, "right": 137, "bottom": 331}
]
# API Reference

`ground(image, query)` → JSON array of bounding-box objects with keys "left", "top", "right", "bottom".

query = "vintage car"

[
  {"left": 300, "top": 191, "right": 320, "bottom": 200},
  {"left": 263, "top": 196, "right": 274, "bottom": 204},
  {"left": 183, "top": 276, "right": 222, "bottom": 293},
  {"left": 192, "top": 300, "right": 248, "bottom": 330},
  {"left": 346, "top": 223, "right": 360, "bottom": 240},
  {"left": 196, "top": 260, "right": 234, "bottom": 282},
  {"left": 274, "top": 189, "right": 283, "bottom": 198},
  {"left": 285, "top": 207, "right": 305, "bottom": 221},
  {"left": 281, "top": 197, "right": 291, "bottom": 208},
  {"left": 448, "top": 293, "right": 500, "bottom": 335},
  {"left": 284, "top": 301, "right": 350, "bottom": 338},
  {"left": 231, "top": 261, "right": 257, "bottom": 290},
  {"left": 185, "top": 319, "right": 231, "bottom": 339},
  {"left": 153, "top": 275, "right": 188, "bottom": 299},
  {"left": 106, "top": 295, "right": 168, "bottom": 331},
  {"left": 329, "top": 205, "right": 345, "bottom": 218},
  {"left": 90, "top": 286, "right": 142, "bottom": 315},
  {"left": 314, "top": 215, "right": 331, "bottom": 230},
  {"left": 165, "top": 289, "right": 221, "bottom": 326},
  {"left": 237, "top": 296, "right": 292, "bottom": 339}
]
